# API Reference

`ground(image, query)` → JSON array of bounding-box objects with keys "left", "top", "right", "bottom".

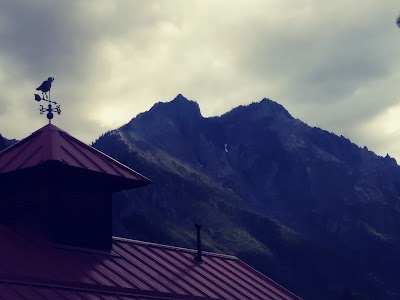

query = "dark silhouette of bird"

[{"left": 36, "top": 77, "right": 54, "bottom": 99}]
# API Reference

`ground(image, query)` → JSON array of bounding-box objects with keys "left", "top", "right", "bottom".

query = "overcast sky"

[{"left": 0, "top": 1, "right": 399, "bottom": 159}]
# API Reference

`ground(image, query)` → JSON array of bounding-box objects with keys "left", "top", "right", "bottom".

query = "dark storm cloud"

[
  {"left": 0, "top": 1, "right": 162, "bottom": 78},
  {"left": 237, "top": 4, "right": 397, "bottom": 104},
  {"left": 221, "top": 1, "right": 400, "bottom": 156},
  {"left": 0, "top": 1, "right": 95, "bottom": 79},
  {"left": 0, "top": 0, "right": 164, "bottom": 141},
  {"left": 0, "top": 0, "right": 399, "bottom": 159}
]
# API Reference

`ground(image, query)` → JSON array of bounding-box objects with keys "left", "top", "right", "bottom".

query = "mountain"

[
  {"left": 0, "top": 134, "right": 16, "bottom": 151},
  {"left": 93, "top": 94, "right": 400, "bottom": 299}
]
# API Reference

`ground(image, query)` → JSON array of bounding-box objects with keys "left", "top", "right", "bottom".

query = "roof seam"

[
  {"left": 208, "top": 257, "right": 268, "bottom": 298},
  {"left": 63, "top": 133, "right": 139, "bottom": 179},
  {"left": 0, "top": 133, "right": 37, "bottom": 157},
  {"left": 104, "top": 256, "right": 154, "bottom": 291},
  {"left": 0, "top": 135, "right": 38, "bottom": 172},
  {"left": 61, "top": 135, "right": 107, "bottom": 172},
  {"left": 61, "top": 132, "right": 149, "bottom": 180},
  {"left": 112, "top": 243, "right": 179, "bottom": 295},
  {"left": 13, "top": 145, "right": 43, "bottom": 170},
  {"left": 155, "top": 247, "right": 232, "bottom": 300},
  {"left": 129, "top": 243, "right": 224, "bottom": 299},
  {"left": 185, "top": 255, "right": 262, "bottom": 300},
  {"left": 60, "top": 145, "right": 88, "bottom": 168},
  {"left": 206, "top": 256, "right": 279, "bottom": 300},
  {"left": 29, "top": 283, "right": 53, "bottom": 300},
  {"left": 4, "top": 281, "right": 30, "bottom": 300},
  {"left": 50, "top": 286, "right": 71, "bottom": 300},
  {"left": 92, "top": 256, "right": 136, "bottom": 289}
]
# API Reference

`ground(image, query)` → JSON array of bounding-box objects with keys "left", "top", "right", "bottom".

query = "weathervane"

[{"left": 34, "top": 77, "right": 61, "bottom": 123}]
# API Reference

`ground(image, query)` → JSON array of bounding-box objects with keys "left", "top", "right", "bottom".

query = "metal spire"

[{"left": 34, "top": 77, "right": 61, "bottom": 124}]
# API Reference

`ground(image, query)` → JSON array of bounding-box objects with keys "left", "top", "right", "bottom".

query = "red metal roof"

[
  {"left": 0, "top": 225, "right": 302, "bottom": 300},
  {"left": 0, "top": 124, "right": 150, "bottom": 185}
]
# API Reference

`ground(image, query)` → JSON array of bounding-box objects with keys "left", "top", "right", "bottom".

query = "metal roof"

[
  {"left": 0, "top": 124, "right": 150, "bottom": 185},
  {"left": 0, "top": 282, "right": 178, "bottom": 300},
  {"left": 0, "top": 225, "right": 302, "bottom": 300}
]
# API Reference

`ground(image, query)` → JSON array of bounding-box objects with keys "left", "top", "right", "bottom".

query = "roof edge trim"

[{"left": 112, "top": 236, "right": 238, "bottom": 260}]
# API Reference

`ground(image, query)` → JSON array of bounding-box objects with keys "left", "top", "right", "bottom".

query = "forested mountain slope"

[{"left": 78, "top": 95, "right": 400, "bottom": 299}]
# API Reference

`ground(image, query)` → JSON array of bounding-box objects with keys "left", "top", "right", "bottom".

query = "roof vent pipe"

[{"left": 194, "top": 223, "right": 203, "bottom": 263}]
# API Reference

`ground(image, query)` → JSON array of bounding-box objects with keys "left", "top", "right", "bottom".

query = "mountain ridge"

[
  {"left": 135, "top": 94, "right": 397, "bottom": 164},
  {"left": 92, "top": 94, "right": 400, "bottom": 299}
]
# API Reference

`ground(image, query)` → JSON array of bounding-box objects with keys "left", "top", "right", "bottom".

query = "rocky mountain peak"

[
  {"left": 222, "top": 97, "right": 292, "bottom": 122},
  {"left": 124, "top": 94, "right": 203, "bottom": 135},
  {"left": 256, "top": 97, "right": 292, "bottom": 117},
  {"left": 384, "top": 153, "right": 397, "bottom": 166},
  {"left": 148, "top": 94, "right": 202, "bottom": 120}
]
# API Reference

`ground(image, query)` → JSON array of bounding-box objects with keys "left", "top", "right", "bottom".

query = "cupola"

[{"left": 0, "top": 123, "right": 150, "bottom": 251}]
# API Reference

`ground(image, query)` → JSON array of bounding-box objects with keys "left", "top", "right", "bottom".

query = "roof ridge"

[
  {"left": 31, "top": 123, "right": 67, "bottom": 135},
  {"left": 112, "top": 236, "right": 239, "bottom": 260}
]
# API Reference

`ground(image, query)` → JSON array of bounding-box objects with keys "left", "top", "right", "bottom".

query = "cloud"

[{"left": 0, "top": 0, "right": 399, "bottom": 160}]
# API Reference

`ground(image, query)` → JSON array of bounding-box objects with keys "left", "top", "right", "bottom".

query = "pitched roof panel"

[
  {"left": 0, "top": 226, "right": 302, "bottom": 300},
  {"left": 0, "top": 124, "right": 150, "bottom": 186}
]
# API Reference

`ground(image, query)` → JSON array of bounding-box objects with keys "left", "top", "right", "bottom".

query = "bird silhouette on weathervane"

[
  {"left": 35, "top": 77, "right": 54, "bottom": 100},
  {"left": 33, "top": 77, "right": 61, "bottom": 123}
]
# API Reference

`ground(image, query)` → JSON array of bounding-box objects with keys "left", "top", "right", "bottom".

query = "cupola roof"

[{"left": 0, "top": 123, "right": 150, "bottom": 187}]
